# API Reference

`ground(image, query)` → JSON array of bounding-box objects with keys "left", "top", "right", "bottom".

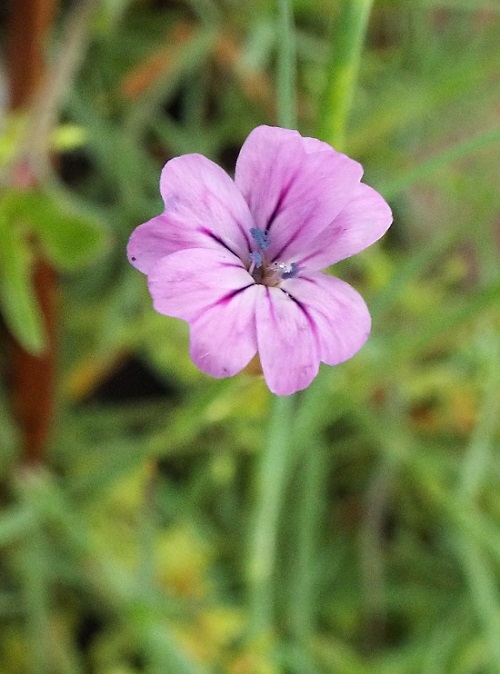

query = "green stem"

[
  {"left": 459, "top": 323, "right": 500, "bottom": 500},
  {"left": 318, "top": 0, "right": 373, "bottom": 150},
  {"left": 277, "top": 0, "right": 297, "bottom": 129},
  {"left": 22, "top": 526, "right": 50, "bottom": 674},
  {"left": 16, "top": 474, "right": 51, "bottom": 674},
  {"left": 248, "top": 394, "right": 296, "bottom": 634},
  {"left": 287, "top": 443, "right": 328, "bottom": 640},
  {"left": 246, "top": 0, "right": 297, "bottom": 636},
  {"left": 284, "top": 0, "right": 375, "bottom": 643},
  {"left": 456, "top": 539, "right": 500, "bottom": 670}
]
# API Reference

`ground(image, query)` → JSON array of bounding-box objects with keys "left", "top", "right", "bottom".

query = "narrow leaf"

[{"left": 0, "top": 204, "right": 46, "bottom": 354}]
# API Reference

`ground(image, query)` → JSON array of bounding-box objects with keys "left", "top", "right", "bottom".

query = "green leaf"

[
  {"left": 16, "top": 190, "right": 108, "bottom": 271},
  {"left": 456, "top": 539, "right": 500, "bottom": 670},
  {"left": 0, "top": 205, "right": 46, "bottom": 354},
  {"left": 380, "top": 127, "right": 500, "bottom": 200},
  {"left": 0, "top": 507, "right": 35, "bottom": 547}
]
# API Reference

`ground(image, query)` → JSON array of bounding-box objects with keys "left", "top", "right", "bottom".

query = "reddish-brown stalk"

[{"left": 7, "top": 0, "right": 59, "bottom": 464}]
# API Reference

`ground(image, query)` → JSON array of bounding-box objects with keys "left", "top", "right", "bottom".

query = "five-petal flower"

[{"left": 127, "top": 125, "right": 392, "bottom": 395}]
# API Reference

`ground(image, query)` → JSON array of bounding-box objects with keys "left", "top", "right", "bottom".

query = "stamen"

[
  {"left": 271, "top": 261, "right": 300, "bottom": 280},
  {"left": 250, "top": 227, "right": 270, "bottom": 251},
  {"left": 247, "top": 230, "right": 300, "bottom": 285},
  {"left": 281, "top": 261, "right": 300, "bottom": 279},
  {"left": 249, "top": 251, "right": 263, "bottom": 268},
  {"left": 248, "top": 251, "right": 263, "bottom": 276}
]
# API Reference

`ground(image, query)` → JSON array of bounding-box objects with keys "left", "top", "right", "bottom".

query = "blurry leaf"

[
  {"left": 10, "top": 189, "right": 108, "bottom": 271},
  {"left": 313, "top": 636, "right": 369, "bottom": 674},
  {"left": 0, "top": 203, "right": 45, "bottom": 353},
  {"left": 456, "top": 539, "right": 500, "bottom": 669},
  {"left": 381, "top": 127, "right": 500, "bottom": 199},
  {"left": 393, "top": 280, "right": 500, "bottom": 361},
  {"left": 0, "top": 388, "right": 20, "bottom": 463},
  {"left": 0, "top": 507, "right": 35, "bottom": 547},
  {"left": 349, "top": 31, "right": 500, "bottom": 156},
  {"left": 123, "top": 24, "right": 217, "bottom": 133},
  {"left": 459, "top": 323, "right": 500, "bottom": 498},
  {"left": 418, "top": 0, "right": 500, "bottom": 8},
  {"left": 0, "top": 113, "right": 28, "bottom": 165},
  {"left": 0, "top": 186, "right": 106, "bottom": 353},
  {"left": 94, "top": 0, "right": 136, "bottom": 33},
  {"left": 51, "top": 123, "right": 87, "bottom": 152}
]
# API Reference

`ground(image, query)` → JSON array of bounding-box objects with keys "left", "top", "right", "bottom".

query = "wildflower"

[{"left": 127, "top": 125, "right": 392, "bottom": 395}]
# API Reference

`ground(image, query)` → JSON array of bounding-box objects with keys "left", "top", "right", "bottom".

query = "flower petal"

[
  {"left": 127, "top": 214, "right": 172, "bottom": 275},
  {"left": 189, "top": 285, "right": 258, "bottom": 378},
  {"left": 301, "top": 136, "right": 336, "bottom": 154},
  {"left": 148, "top": 247, "right": 258, "bottom": 378},
  {"left": 148, "top": 248, "right": 253, "bottom": 322},
  {"left": 128, "top": 154, "right": 254, "bottom": 275},
  {"left": 298, "top": 183, "right": 393, "bottom": 271},
  {"left": 282, "top": 272, "right": 371, "bottom": 366},
  {"left": 255, "top": 285, "right": 320, "bottom": 396},
  {"left": 234, "top": 125, "right": 363, "bottom": 264}
]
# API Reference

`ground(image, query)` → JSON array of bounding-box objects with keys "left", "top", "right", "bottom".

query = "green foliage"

[
  {"left": 16, "top": 190, "right": 108, "bottom": 272},
  {"left": 0, "top": 196, "right": 46, "bottom": 353},
  {"left": 1, "top": 1, "right": 500, "bottom": 674},
  {"left": 0, "top": 188, "right": 107, "bottom": 352}
]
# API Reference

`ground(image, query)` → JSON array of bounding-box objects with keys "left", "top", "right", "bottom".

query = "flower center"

[{"left": 248, "top": 227, "right": 300, "bottom": 286}]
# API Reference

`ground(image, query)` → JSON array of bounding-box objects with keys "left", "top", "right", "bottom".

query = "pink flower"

[{"left": 127, "top": 125, "right": 392, "bottom": 396}]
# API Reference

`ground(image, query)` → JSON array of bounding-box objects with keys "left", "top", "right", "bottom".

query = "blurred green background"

[{"left": 1, "top": 1, "right": 500, "bottom": 673}]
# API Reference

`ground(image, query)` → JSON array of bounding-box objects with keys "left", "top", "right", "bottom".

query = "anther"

[
  {"left": 271, "top": 261, "right": 300, "bottom": 280},
  {"left": 250, "top": 227, "right": 270, "bottom": 251}
]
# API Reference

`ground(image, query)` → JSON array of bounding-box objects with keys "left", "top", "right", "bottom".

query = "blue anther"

[
  {"left": 250, "top": 227, "right": 270, "bottom": 251},
  {"left": 281, "top": 262, "right": 300, "bottom": 279},
  {"left": 249, "top": 251, "right": 263, "bottom": 268}
]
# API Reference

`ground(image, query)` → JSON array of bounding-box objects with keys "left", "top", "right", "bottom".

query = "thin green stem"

[
  {"left": 246, "top": 0, "right": 297, "bottom": 636},
  {"left": 305, "top": 0, "right": 375, "bottom": 412},
  {"left": 318, "top": 0, "right": 373, "bottom": 150},
  {"left": 359, "top": 461, "right": 393, "bottom": 650},
  {"left": 459, "top": 323, "right": 500, "bottom": 500},
  {"left": 22, "top": 526, "right": 50, "bottom": 674},
  {"left": 277, "top": 0, "right": 297, "bottom": 129},
  {"left": 456, "top": 539, "right": 500, "bottom": 670},
  {"left": 248, "top": 394, "right": 296, "bottom": 633},
  {"left": 16, "top": 473, "right": 51, "bottom": 674},
  {"left": 287, "top": 443, "right": 328, "bottom": 640},
  {"left": 283, "top": 0, "right": 375, "bottom": 642}
]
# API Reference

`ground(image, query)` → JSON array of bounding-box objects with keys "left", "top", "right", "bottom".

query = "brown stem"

[
  {"left": 8, "top": 0, "right": 58, "bottom": 109},
  {"left": 7, "top": 0, "right": 59, "bottom": 464}
]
